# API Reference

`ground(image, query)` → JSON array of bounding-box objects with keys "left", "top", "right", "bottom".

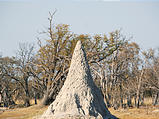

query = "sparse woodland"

[{"left": 0, "top": 13, "right": 159, "bottom": 110}]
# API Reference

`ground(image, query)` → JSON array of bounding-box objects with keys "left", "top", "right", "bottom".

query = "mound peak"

[{"left": 41, "top": 40, "right": 117, "bottom": 119}]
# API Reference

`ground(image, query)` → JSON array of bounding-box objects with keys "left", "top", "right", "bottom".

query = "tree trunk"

[
  {"left": 41, "top": 90, "right": 50, "bottom": 105},
  {"left": 140, "top": 92, "right": 144, "bottom": 106},
  {"left": 3, "top": 90, "right": 8, "bottom": 107},
  {"left": 24, "top": 98, "right": 30, "bottom": 107},
  {"left": 134, "top": 95, "right": 137, "bottom": 107},
  {"left": 127, "top": 94, "right": 132, "bottom": 108},
  {"left": 136, "top": 94, "right": 140, "bottom": 108},
  {"left": 153, "top": 91, "right": 159, "bottom": 106},
  {"left": 119, "top": 84, "right": 123, "bottom": 108},
  {"left": 24, "top": 89, "right": 30, "bottom": 107},
  {"left": 24, "top": 78, "right": 30, "bottom": 107},
  {"left": 34, "top": 91, "right": 37, "bottom": 104},
  {"left": 105, "top": 77, "right": 111, "bottom": 108},
  {"left": 113, "top": 99, "right": 119, "bottom": 110},
  {"left": 0, "top": 93, "right": 2, "bottom": 107},
  {"left": 41, "top": 78, "right": 65, "bottom": 105},
  {"left": 104, "top": 93, "right": 111, "bottom": 108},
  {"left": 136, "top": 69, "right": 144, "bottom": 108}
]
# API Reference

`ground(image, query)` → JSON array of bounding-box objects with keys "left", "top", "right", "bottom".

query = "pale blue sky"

[{"left": 0, "top": 0, "right": 159, "bottom": 56}]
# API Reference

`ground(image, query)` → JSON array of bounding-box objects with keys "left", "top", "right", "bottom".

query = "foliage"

[{"left": 0, "top": 13, "right": 159, "bottom": 108}]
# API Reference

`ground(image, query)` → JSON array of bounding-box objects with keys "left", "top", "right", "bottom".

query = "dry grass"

[
  {"left": 0, "top": 105, "right": 159, "bottom": 119},
  {"left": 15, "top": 99, "right": 41, "bottom": 106},
  {"left": 110, "top": 106, "right": 159, "bottom": 119},
  {"left": 0, "top": 98, "right": 159, "bottom": 119},
  {"left": 109, "top": 98, "right": 159, "bottom": 119},
  {"left": 0, "top": 105, "right": 48, "bottom": 119}
]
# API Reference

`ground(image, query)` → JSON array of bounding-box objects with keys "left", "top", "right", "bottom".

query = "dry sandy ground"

[{"left": 0, "top": 105, "right": 159, "bottom": 119}]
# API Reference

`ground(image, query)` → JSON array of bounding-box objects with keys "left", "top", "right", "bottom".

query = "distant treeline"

[{"left": 0, "top": 13, "right": 158, "bottom": 109}]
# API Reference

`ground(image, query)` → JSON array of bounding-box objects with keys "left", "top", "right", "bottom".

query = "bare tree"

[
  {"left": 0, "top": 43, "right": 35, "bottom": 107},
  {"left": 143, "top": 49, "right": 159, "bottom": 106}
]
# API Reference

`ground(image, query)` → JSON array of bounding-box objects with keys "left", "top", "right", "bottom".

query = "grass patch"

[
  {"left": 0, "top": 105, "right": 48, "bottom": 119},
  {"left": 0, "top": 104, "right": 159, "bottom": 119},
  {"left": 109, "top": 106, "right": 159, "bottom": 119}
]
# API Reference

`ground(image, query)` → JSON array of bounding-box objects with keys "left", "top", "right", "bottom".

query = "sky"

[{"left": 0, "top": 0, "right": 159, "bottom": 56}]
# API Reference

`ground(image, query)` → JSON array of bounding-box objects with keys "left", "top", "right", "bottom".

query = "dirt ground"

[{"left": 0, "top": 105, "right": 159, "bottom": 119}]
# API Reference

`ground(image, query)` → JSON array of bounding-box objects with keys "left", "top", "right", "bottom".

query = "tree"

[
  {"left": 0, "top": 57, "right": 16, "bottom": 107},
  {"left": 35, "top": 13, "right": 74, "bottom": 105},
  {"left": 0, "top": 43, "right": 35, "bottom": 107},
  {"left": 142, "top": 49, "right": 159, "bottom": 106},
  {"left": 34, "top": 12, "right": 125, "bottom": 105},
  {"left": 95, "top": 41, "right": 142, "bottom": 109}
]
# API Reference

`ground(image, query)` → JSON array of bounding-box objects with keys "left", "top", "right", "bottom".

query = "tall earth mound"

[{"left": 41, "top": 41, "right": 117, "bottom": 119}]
